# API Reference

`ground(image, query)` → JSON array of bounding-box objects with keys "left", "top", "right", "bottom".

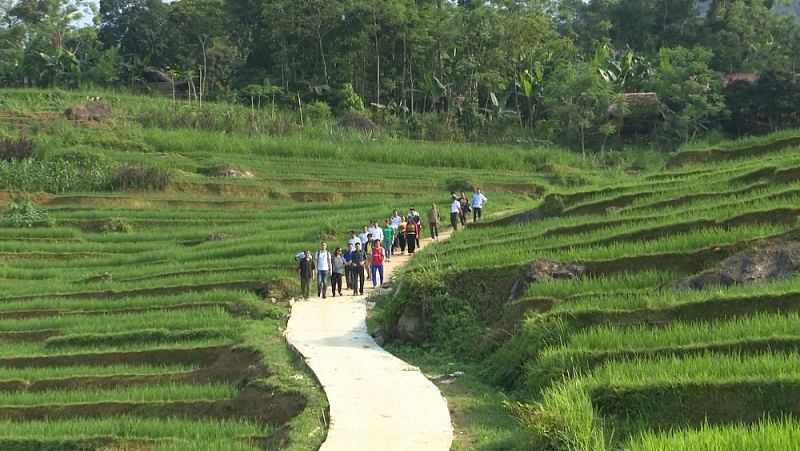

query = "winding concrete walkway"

[{"left": 285, "top": 230, "right": 454, "bottom": 451}]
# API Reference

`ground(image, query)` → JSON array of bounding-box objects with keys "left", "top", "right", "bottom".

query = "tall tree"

[{"left": 98, "top": 0, "right": 170, "bottom": 68}]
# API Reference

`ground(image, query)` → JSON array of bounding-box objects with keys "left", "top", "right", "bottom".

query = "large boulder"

[
  {"left": 65, "top": 102, "right": 114, "bottom": 121},
  {"left": 661, "top": 241, "right": 800, "bottom": 291},
  {"left": 504, "top": 258, "right": 585, "bottom": 307},
  {"left": 396, "top": 304, "right": 426, "bottom": 344}
]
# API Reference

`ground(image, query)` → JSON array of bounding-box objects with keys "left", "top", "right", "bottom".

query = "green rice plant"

[
  {"left": 0, "top": 307, "right": 240, "bottom": 334},
  {"left": 510, "top": 379, "right": 606, "bottom": 451},
  {"left": 0, "top": 382, "right": 238, "bottom": 406},
  {"left": 625, "top": 418, "right": 800, "bottom": 451},
  {"left": 0, "top": 339, "right": 236, "bottom": 358},
  {"left": 564, "top": 312, "right": 800, "bottom": 351},
  {"left": 0, "top": 290, "right": 246, "bottom": 313},
  {"left": 0, "top": 364, "right": 198, "bottom": 382},
  {"left": 43, "top": 328, "right": 240, "bottom": 349},
  {"left": 588, "top": 352, "right": 800, "bottom": 386},
  {"left": 551, "top": 275, "right": 800, "bottom": 313}
]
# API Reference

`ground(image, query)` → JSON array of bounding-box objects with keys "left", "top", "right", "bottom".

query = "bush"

[
  {"left": 0, "top": 136, "right": 35, "bottom": 161},
  {"left": 0, "top": 197, "right": 54, "bottom": 228},
  {"left": 304, "top": 100, "right": 332, "bottom": 120},
  {"left": 111, "top": 163, "right": 172, "bottom": 191},
  {"left": 539, "top": 194, "right": 565, "bottom": 217}
]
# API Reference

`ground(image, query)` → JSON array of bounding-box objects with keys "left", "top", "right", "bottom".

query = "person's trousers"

[
  {"left": 406, "top": 234, "right": 417, "bottom": 253},
  {"left": 300, "top": 277, "right": 311, "bottom": 299},
  {"left": 383, "top": 240, "right": 392, "bottom": 260},
  {"left": 352, "top": 266, "right": 365, "bottom": 294},
  {"left": 429, "top": 222, "right": 438, "bottom": 239},
  {"left": 473, "top": 207, "right": 482, "bottom": 221},
  {"left": 450, "top": 212, "right": 459, "bottom": 230},
  {"left": 459, "top": 212, "right": 467, "bottom": 227},
  {"left": 331, "top": 272, "right": 343, "bottom": 295},
  {"left": 317, "top": 270, "right": 328, "bottom": 296},
  {"left": 344, "top": 266, "right": 351, "bottom": 288},
  {"left": 371, "top": 264, "right": 384, "bottom": 286},
  {"left": 398, "top": 234, "right": 406, "bottom": 252}
]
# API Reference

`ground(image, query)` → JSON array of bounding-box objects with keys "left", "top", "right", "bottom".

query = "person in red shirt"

[{"left": 370, "top": 239, "right": 385, "bottom": 287}]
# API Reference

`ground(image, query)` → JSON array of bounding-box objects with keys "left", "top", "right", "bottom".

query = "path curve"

[{"left": 286, "top": 231, "right": 454, "bottom": 451}]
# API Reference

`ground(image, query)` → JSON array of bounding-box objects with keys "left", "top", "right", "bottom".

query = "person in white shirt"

[
  {"left": 472, "top": 187, "right": 488, "bottom": 222},
  {"left": 368, "top": 220, "right": 383, "bottom": 242},
  {"left": 348, "top": 230, "right": 360, "bottom": 250},
  {"left": 315, "top": 241, "right": 332, "bottom": 298},
  {"left": 358, "top": 225, "right": 369, "bottom": 248},
  {"left": 450, "top": 195, "right": 461, "bottom": 230},
  {"left": 391, "top": 210, "right": 403, "bottom": 227}
]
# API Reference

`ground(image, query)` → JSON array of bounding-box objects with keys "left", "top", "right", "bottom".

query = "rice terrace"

[{"left": 2, "top": 86, "right": 800, "bottom": 451}]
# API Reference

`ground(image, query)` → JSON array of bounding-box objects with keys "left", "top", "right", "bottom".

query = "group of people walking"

[{"left": 296, "top": 188, "right": 488, "bottom": 300}]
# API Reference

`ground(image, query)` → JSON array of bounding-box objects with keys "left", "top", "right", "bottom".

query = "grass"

[
  {"left": 0, "top": 382, "right": 238, "bottom": 405},
  {"left": 625, "top": 418, "right": 800, "bottom": 451}
]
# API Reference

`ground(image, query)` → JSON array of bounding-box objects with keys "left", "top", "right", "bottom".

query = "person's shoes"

[
  {"left": 339, "top": 291, "right": 342, "bottom": 296},
  {"left": 323, "top": 294, "right": 326, "bottom": 299},
  {"left": 353, "top": 292, "right": 358, "bottom": 296},
  {"left": 317, "top": 291, "right": 321, "bottom": 297},
  {"left": 359, "top": 291, "right": 364, "bottom": 295}
]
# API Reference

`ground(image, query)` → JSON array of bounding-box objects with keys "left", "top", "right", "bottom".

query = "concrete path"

[{"left": 286, "top": 229, "right": 454, "bottom": 451}]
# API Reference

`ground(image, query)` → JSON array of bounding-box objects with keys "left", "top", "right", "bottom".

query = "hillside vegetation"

[
  {"left": 0, "top": 88, "right": 564, "bottom": 450},
  {"left": 2, "top": 87, "right": 800, "bottom": 450},
  {"left": 380, "top": 127, "right": 800, "bottom": 449}
]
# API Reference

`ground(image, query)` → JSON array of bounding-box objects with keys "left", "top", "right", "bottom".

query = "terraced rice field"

[
  {"left": 0, "top": 90, "right": 552, "bottom": 450},
  {"left": 397, "top": 133, "right": 800, "bottom": 450}
]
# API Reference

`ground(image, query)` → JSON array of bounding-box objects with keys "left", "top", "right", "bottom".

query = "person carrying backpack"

[{"left": 315, "top": 242, "right": 332, "bottom": 298}]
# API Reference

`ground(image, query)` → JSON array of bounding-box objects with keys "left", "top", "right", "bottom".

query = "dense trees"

[{"left": 1, "top": 0, "right": 799, "bottom": 149}]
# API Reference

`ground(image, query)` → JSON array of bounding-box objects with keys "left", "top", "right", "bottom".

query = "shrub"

[
  {"left": 0, "top": 136, "right": 35, "bottom": 161},
  {"left": 539, "top": 194, "right": 565, "bottom": 217},
  {"left": 101, "top": 217, "right": 133, "bottom": 233},
  {"left": 444, "top": 178, "right": 477, "bottom": 193},
  {"left": 335, "top": 83, "right": 365, "bottom": 115},
  {"left": 111, "top": 163, "right": 172, "bottom": 191},
  {"left": 0, "top": 197, "right": 54, "bottom": 228},
  {"left": 304, "top": 100, "right": 332, "bottom": 120}
]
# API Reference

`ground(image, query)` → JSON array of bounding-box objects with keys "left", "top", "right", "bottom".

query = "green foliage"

[
  {"left": 100, "top": 217, "right": 132, "bottom": 233},
  {"left": 334, "top": 83, "right": 365, "bottom": 116},
  {"left": 0, "top": 158, "right": 112, "bottom": 193},
  {"left": 303, "top": 100, "right": 332, "bottom": 121},
  {"left": 0, "top": 197, "right": 53, "bottom": 228},
  {"left": 426, "top": 293, "right": 487, "bottom": 360},
  {"left": 510, "top": 381, "right": 605, "bottom": 451},
  {"left": 645, "top": 46, "right": 726, "bottom": 144},
  {"left": 538, "top": 194, "right": 565, "bottom": 217},
  {"left": 43, "top": 328, "right": 238, "bottom": 349}
]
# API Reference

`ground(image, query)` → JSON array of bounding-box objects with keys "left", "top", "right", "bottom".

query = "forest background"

[{"left": 1, "top": 0, "right": 800, "bottom": 152}]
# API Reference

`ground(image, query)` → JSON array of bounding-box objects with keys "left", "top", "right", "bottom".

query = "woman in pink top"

[{"left": 370, "top": 239, "right": 385, "bottom": 287}]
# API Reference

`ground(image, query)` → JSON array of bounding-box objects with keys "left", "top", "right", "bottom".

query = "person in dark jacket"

[{"left": 297, "top": 250, "right": 315, "bottom": 300}]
